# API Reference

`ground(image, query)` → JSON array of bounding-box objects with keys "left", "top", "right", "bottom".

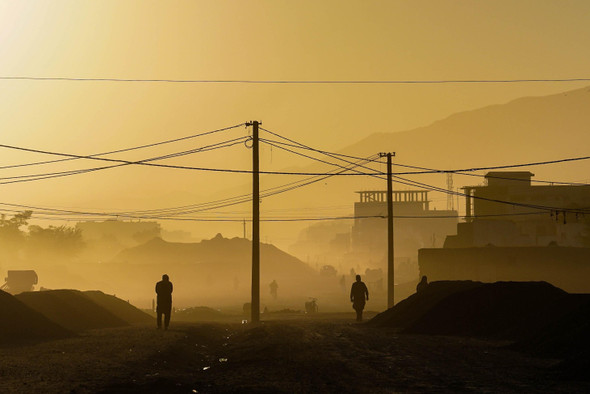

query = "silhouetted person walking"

[
  {"left": 155, "top": 274, "right": 173, "bottom": 330},
  {"left": 269, "top": 279, "right": 278, "bottom": 300},
  {"left": 416, "top": 275, "right": 428, "bottom": 293},
  {"left": 350, "top": 274, "right": 369, "bottom": 322}
]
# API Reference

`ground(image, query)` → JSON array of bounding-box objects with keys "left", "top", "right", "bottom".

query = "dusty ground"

[{"left": 0, "top": 314, "right": 588, "bottom": 393}]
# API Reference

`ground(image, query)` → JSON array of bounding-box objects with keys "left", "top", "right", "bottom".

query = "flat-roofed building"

[
  {"left": 352, "top": 190, "right": 458, "bottom": 273},
  {"left": 446, "top": 171, "right": 590, "bottom": 247}
]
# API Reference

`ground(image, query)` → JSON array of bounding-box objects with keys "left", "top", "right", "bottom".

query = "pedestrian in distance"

[
  {"left": 350, "top": 274, "right": 369, "bottom": 322},
  {"left": 416, "top": 275, "right": 429, "bottom": 293},
  {"left": 155, "top": 274, "right": 173, "bottom": 330},
  {"left": 269, "top": 279, "right": 278, "bottom": 300}
]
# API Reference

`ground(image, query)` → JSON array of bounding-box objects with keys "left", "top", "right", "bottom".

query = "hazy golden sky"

[{"left": 0, "top": 0, "right": 589, "bottom": 241}]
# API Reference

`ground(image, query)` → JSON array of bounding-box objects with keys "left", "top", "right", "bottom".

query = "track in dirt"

[{"left": 1, "top": 318, "right": 588, "bottom": 393}]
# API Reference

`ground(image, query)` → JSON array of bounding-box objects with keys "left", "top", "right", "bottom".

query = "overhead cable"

[
  {"left": 2, "top": 76, "right": 590, "bottom": 84},
  {"left": 0, "top": 123, "right": 245, "bottom": 170},
  {"left": 260, "top": 127, "right": 590, "bottom": 214},
  {"left": 0, "top": 142, "right": 381, "bottom": 176},
  {"left": 0, "top": 136, "right": 250, "bottom": 185},
  {"left": 0, "top": 207, "right": 551, "bottom": 223},
  {"left": 0, "top": 156, "right": 379, "bottom": 219}
]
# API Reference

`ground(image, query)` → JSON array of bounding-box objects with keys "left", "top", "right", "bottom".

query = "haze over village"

[{"left": 1, "top": 1, "right": 590, "bottom": 393}]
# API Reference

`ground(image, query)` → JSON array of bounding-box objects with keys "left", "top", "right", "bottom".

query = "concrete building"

[
  {"left": 420, "top": 171, "right": 590, "bottom": 292},
  {"left": 445, "top": 171, "right": 590, "bottom": 248},
  {"left": 352, "top": 190, "right": 458, "bottom": 278}
]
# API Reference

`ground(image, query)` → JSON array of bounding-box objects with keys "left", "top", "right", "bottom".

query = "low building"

[
  {"left": 445, "top": 171, "right": 590, "bottom": 248},
  {"left": 352, "top": 190, "right": 458, "bottom": 279},
  {"left": 420, "top": 171, "right": 590, "bottom": 292}
]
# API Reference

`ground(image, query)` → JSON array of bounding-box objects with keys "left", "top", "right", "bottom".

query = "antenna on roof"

[{"left": 446, "top": 173, "right": 454, "bottom": 211}]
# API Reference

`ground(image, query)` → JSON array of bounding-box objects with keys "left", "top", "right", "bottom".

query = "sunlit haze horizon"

[{"left": 1, "top": 0, "right": 589, "bottom": 244}]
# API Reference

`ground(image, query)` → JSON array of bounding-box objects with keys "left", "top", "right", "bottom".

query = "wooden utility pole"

[
  {"left": 247, "top": 120, "right": 261, "bottom": 323},
  {"left": 380, "top": 152, "right": 395, "bottom": 309}
]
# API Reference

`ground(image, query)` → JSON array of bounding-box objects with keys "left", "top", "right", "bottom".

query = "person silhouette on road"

[
  {"left": 269, "top": 279, "right": 278, "bottom": 300},
  {"left": 416, "top": 275, "right": 429, "bottom": 293},
  {"left": 350, "top": 274, "right": 369, "bottom": 322},
  {"left": 155, "top": 274, "right": 173, "bottom": 330}
]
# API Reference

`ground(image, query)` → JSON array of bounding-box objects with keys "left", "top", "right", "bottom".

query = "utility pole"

[
  {"left": 379, "top": 152, "right": 395, "bottom": 309},
  {"left": 246, "top": 120, "right": 261, "bottom": 323}
]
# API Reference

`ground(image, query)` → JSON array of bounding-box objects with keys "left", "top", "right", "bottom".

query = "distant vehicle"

[
  {"left": 1, "top": 270, "right": 38, "bottom": 294},
  {"left": 305, "top": 298, "right": 318, "bottom": 314}
]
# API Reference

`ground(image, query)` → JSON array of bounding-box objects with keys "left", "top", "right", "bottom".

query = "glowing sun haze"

[{"left": 0, "top": 0, "right": 589, "bottom": 242}]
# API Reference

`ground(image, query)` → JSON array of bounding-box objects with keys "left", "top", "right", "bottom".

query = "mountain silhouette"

[{"left": 338, "top": 86, "right": 590, "bottom": 172}]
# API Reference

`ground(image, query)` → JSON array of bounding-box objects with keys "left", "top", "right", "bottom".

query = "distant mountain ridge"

[
  {"left": 338, "top": 86, "right": 590, "bottom": 172},
  {"left": 275, "top": 86, "right": 590, "bottom": 210}
]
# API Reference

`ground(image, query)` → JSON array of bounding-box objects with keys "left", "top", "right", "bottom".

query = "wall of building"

[{"left": 472, "top": 185, "right": 590, "bottom": 219}]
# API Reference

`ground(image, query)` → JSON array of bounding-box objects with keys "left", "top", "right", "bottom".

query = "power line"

[
  {"left": 291, "top": 140, "right": 590, "bottom": 215},
  {"left": 2, "top": 76, "right": 590, "bottom": 84},
  {"left": 266, "top": 127, "right": 590, "bottom": 216},
  {"left": 258, "top": 127, "right": 590, "bottom": 214},
  {"left": 388, "top": 174, "right": 590, "bottom": 215},
  {"left": 149, "top": 156, "right": 380, "bottom": 216},
  {"left": 0, "top": 136, "right": 250, "bottom": 185},
  {"left": 260, "top": 138, "right": 381, "bottom": 176},
  {"left": 258, "top": 139, "right": 427, "bottom": 199},
  {"left": 117, "top": 155, "right": 377, "bottom": 217},
  {"left": 260, "top": 127, "right": 590, "bottom": 185},
  {"left": 0, "top": 123, "right": 245, "bottom": 171},
  {"left": 4, "top": 126, "right": 589, "bottom": 179},
  {"left": 0, "top": 156, "right": 379, "bottom": 220},
  {"left": 3, "top": 170, "right": 584, "bottom": 222},
  {"left": 388, "top": 156, "right": 590, "bottom": 176},
  {"left": 336, "top": 151, "right": 590, "bottom": 186},
  {"left": 317, "top": 149, "right": 590, "bottom": 178},
  {"left": 0, "top": 142, "right": 382, "bottom": 176},
  {"left": 0, "top": 207, "right": 550, "bottom": 223},
  {"left": 260, "top": 128, "right": 387, "bottom": 182},
  {"left": 4, "top": 123, "right": 590, "bottom": 220}
]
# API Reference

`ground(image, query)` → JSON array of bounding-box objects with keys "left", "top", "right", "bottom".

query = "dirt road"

[{"left": 0, "top": 316, "right": 587, "bottom": 393}]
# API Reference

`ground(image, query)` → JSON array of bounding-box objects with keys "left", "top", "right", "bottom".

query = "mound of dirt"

[
  {"left": 112, "top": 235, "right": 317, "bottom": 288},
  {"left": 511, "top": 293, "right": 590, "bottom": 380},
  {"left": 0, "top": 290, "right": 72, "bottom": 344},
  {"left": 83, "top": 291, "right": 154, "bottom": 325},
  {"left": 371, "top": 280, "right": 590, "bottom": 380},
  {"left": 370, "top": 281, "right": 572, "bottom": 340},
  {"left": 513, "top": 293, "right": 590, "bottom": 356},
  {"left": 406, "top": 281, "right": 568, "bottom": 338},
  {"left": 369, "top": 280, "right": 483, "bottom": 329},
  {"left": 16, "top": 290, "right": 129, "bottom": 332},
  {"left": 174, "top": 306, "right": 226, "bottom": 322}
]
